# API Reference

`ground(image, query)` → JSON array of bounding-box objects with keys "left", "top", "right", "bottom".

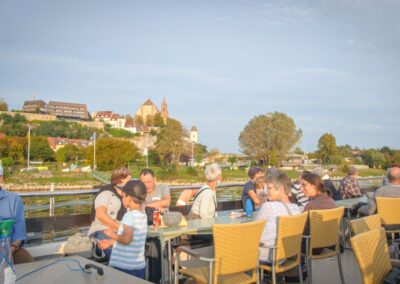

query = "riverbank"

[{"left": 4, "top": 167, "right": 386, "bottom": 191}]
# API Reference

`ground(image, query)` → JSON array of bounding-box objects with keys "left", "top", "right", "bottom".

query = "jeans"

[
  {"left": 114, "top": 266, "right": 146, "bottom": 279},
  {"left": 91, "top": 231, "right": 112, "bottom": 261}
]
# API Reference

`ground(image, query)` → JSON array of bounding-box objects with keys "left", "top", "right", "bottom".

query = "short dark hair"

[
  {"left": 140, "top": 168, "right": 155, "bottom": 177},
  {"left": 248, "top": 167, "right": 263, "bottom": 179},
  {"left": 302, "top": 173, "right": 326, "bottom": 193},
  {"left": 123, "top": 180, "right": 147, "bottom": 204}
]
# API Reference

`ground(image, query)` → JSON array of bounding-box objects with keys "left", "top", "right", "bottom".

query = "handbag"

[{"left": 61, "top": 232, "right": 95, "bottom": 258}]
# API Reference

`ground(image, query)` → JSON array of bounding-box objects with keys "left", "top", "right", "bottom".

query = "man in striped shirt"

[
  {"left": 99, "top": 180, "right": 148, "bottom": 279},
  {"left": 290, "top": 171, "right": 310, "bottom": 210}
]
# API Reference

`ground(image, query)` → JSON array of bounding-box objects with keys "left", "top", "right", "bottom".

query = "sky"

[{"left": 1, "top": 0, "right": 399, "bottom": 153}]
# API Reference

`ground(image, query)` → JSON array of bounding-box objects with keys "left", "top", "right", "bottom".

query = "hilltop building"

[
  {"left": 46, "top": 101, "right": 89, "bottom": 120},
  {"left": 22, "top": 99, "right": 89, "bottom": 121},
  {"left": 23, "top": 100, "right": 47, "bottom": 113},
  {"left": 135, "top": 98, "right": 169, "bottom": 124}
]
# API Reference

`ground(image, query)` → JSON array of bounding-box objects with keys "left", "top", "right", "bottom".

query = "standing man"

[
  {"left": 139, "top": 168, "right": 171, "bottom": 284},
  {"left": 241, "top": 167, "right": 264, "bottom": 210},
  {"left": 0, "top": 163, "right": 33, "bottom": 264},
  {"left": 339, "top": 166, "right": 362, "bottom": 199},
  {"left": 140, "top": 168, "right": 171, "bottom": 211}
]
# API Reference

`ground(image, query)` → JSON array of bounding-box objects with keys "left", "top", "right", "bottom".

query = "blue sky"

[{"left": 1, "top": 0, "right": 399, "bottom": 153}]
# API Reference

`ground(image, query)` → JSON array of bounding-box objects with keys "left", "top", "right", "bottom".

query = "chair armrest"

[
  {"left": 391, "top": 259, "right": 400, "bottom": 268},
  {"left": 176, "top": 246, "right": 214, "bottom": 262}
]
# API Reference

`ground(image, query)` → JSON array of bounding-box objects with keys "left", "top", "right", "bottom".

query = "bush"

[
  {"left": 186, "top": 167, "right": 199, "bottom": 177},
  {"left": 157, "top": 163, "right": 178, "bottom": 179}
]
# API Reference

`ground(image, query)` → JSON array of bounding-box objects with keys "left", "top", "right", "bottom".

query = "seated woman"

[
  {"left": 300, "top": 172, "right": 336, "bottom": 211},
  {"left": 255, "top": 170, "right": 301, "bottom": 263},
  {"left": 187, "top": 163, "right": 222, "bottom": 220}
]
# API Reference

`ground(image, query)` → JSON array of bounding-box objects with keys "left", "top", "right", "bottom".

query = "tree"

[
  {"left": 362, "top": 149, "right": 386, "bottom": 168},
  {"left": 239, "top": 112, "right": 302, "bottom": 166},
  {"left": 86, "top": 138, "right": 142, "bottom": 171},
  {"left": 154, "top": 113, "right": 165, "bottom": 127},
  {"left": 155, "top": 118, "right": 185, "bottom": 164},
  {"left": 0, "top": 98, "right": 8, "bottom": 111},
  {"left": 0, "top": 113, "right": 28, "bottom": 136},
  {"left": 317, "top": 133, "right": 341, "bottom": 165},
  {"left": 29, "top": 136, "right": 54, "bottom": 161},
  {"left": 227, "top": 155, "right": 237, "bottom": 169},
  {"left": 135, "top": 115, "right": 144, "bottom": 126},
  {"left": 0, "top": 136, "right": 26, "bottom": 164}
]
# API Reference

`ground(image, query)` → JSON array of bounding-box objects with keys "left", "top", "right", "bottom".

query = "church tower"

[{"left": 161, "top": 97, "right": 169, "bottom": 122}]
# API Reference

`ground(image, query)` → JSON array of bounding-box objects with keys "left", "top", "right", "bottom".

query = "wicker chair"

[
  {"left": 350, "top": 214, "right": 382, "bottom": 236},
  {"left": 304, "top": 207, "right": 345, "bottom": 284},
  {"left": 376, "top": 197, "right": 400, "bottom": 241},
  {"left": 174, "top": 220, "right": 265, "bottom": 284},
  {"left": 259, "top": 212, "right": 309, "bottom": 284},
  {"left": 351, "top": 228, "right": 400, "bottom": 284}
]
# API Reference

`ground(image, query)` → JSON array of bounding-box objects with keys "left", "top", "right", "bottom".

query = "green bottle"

[{"left": 0, "top": 219, "right": 16, "bottom": 284}]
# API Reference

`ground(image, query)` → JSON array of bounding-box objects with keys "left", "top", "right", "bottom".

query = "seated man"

[
  {"left": 241, "top": 167, "right": 264, "bottom": 211},
  {"left": 0, "top": 164, "right": 33, "bottom": 264},
  {"left": 358, "top": 166, "right": 400, "bottom": 216},
  {"left": 339, "top": 166, "right": 362, "bottom": 199}
]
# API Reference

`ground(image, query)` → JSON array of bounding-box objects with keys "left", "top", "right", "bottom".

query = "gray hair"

[
  {"left": 388, "top": 167, "right": 400, "bottom": 183},
  {"left": 265, "top": 170, "right": 292, "bottom": 194},
  {"left": 204, "top": 163, "right": 222, "bottom": 182}
]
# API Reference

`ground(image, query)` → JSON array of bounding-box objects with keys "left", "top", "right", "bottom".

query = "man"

[
  {"left": 339, "top": 166, "right": 361, "bottom": 199},
  {"left": 0, "top": 163, "right": 33, "bottom": 264},
  {"left": 139, "top": 168, "right": 171, "bottom": 284},
  {"left": 358, "top": 166, "right": 400, "bottom": 216},
  {"left": 241, "top": 167, "right": 264, "bottom": 210},
  {"left": 290, "top": 171, "right": 310, "bottom": 210},
  {"left": 140, "top": 168, "right": 171, "bottom": 211}
]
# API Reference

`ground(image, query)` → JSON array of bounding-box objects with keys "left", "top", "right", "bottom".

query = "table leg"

[
  {"left": 168, "top": 239, "right": 172, "bottom": 283},
  {"left": 160, "top": 240, "right": 166, "bottom": 284}
]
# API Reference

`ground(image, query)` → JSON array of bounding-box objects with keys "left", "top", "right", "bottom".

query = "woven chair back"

[
  {"left": 351, "top": 228, "right": 392, "bottom": 284},
  {"left": 350, "top": 214, "right": 382, "bottom": 236},
  {"left": 309, "top": 207, "right": 344, "bottom": 251},
  {"left": 376, "top": 197, "right": 400, "bottom": 226},
  {"left": 213, "top": 220, "right": 265, "bottom": 277},
  {"left": 275, "top": 212, "right": 309, "bottom": 262}
]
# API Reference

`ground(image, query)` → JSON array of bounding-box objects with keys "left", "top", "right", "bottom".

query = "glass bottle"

[{"left": 0, "top": 220, "right": 16, "bottom": 284}]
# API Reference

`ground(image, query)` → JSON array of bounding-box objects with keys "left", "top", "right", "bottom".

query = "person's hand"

[
  {"left": 103, "top": 228, "right": 115, "bottom": 238},
  {"left": 98, "top": 239, "right": 113, "bottom": 250},
  {"left": 157, "top": 207, "right": 166, "bottom": 214}
]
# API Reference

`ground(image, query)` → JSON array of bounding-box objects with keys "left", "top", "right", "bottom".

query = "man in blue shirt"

[{"left": 0, "top": 164, "right": 33, "bottom": 263}]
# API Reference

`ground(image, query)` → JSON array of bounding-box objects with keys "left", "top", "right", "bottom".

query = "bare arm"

[
  {"left": 104, "top": 225, "right": 133, "bottom": 245},
  {"left": 96, "top": 206, "right": 120, "bottom": 231},
  {"left": 248, "top": 190, "right": 261, "bottom": 206},
  {"left": 146, "top": 195, "right": 171, "bottom": 209}
]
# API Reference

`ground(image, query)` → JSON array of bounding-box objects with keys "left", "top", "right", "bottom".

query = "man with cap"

[
  {"left": 339, "top": 166, "right": 361, "bottom": 199},
  {"left": 0, "top": 162, "right": 33, "bottom": 263},
  {"left": 241, "top": 166, "right": 264, "bottom": 210}
]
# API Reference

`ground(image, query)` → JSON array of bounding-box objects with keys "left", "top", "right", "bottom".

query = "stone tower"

[
  {"left": 190, "top": 126, "right": 198, "bottom": 143},
  {"left": 161, "top": 97, "right": 169, "bottom": 122}
]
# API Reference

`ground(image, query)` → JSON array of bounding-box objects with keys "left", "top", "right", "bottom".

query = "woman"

[
  {"left": 300, "top": 172, "right": 336, "bottom": 211},
  {"left": 255, "top": 170, "right": 301, "bottom": 263},
  {"left": 88, "top": 167, "right": 132, "bottom": 260},
  {"left": 187, "top": 163, "right": 222, "bottom": 220}
]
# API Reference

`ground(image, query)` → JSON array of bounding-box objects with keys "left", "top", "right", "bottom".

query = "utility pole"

[
  {"left": 27, "top": 126, "right": 31, "bottom": 169},
  {"left": 191, "top": 141, "right": 194, "bottom": 166},
  {"left": 93, "top": 132, "right": 96, "bottom": 171}
]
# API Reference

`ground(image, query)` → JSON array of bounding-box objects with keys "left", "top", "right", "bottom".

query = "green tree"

[
  {"left": 154, "top": 113, "right": 165, "bottom": 127},
  {"left": 0, "top": 98, "right": 8, "bottom": 111},
  {"left": 362, "top": 149, "right": 386, "bottom": 168},
  {"left": 55, "top": 147, "right": 66, "bottom": 166},
  {"left": 29, "top": 136, "right": 54, "bottom": 161},
  {"left": 0, "top": 113, "right": 28, "bottom": 136},
  {"left": 317, "top": 133, "right": 341, "bottom": 165},
  {"left": 0, "top": 136, "right": 26, "bottom": 164},
  {"left": 227, "top": 155, "right": 237, "bottom": 169},
  {"left": 135, "top": 115, "right": 143, "bottom": 126},
  {"left": 293, "top": 147, "right": 304, "bottom": 155},
  {"left": 239, "top": 112, "right": 302, "bottom": 166},
  {"left": 155, "top": 118, "right": 185, "bottom": 164},
  {"left": 86, "top": 138, "right": 141, "bottom": 171}
]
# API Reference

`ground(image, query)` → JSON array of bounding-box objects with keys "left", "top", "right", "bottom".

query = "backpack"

[{"left": 89, "top": 184, "right": 126, "bottom": 222}]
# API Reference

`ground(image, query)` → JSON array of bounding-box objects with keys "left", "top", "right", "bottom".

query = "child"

[{"left": 98, "top": 180, "right": 148, "bottom": 279}]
